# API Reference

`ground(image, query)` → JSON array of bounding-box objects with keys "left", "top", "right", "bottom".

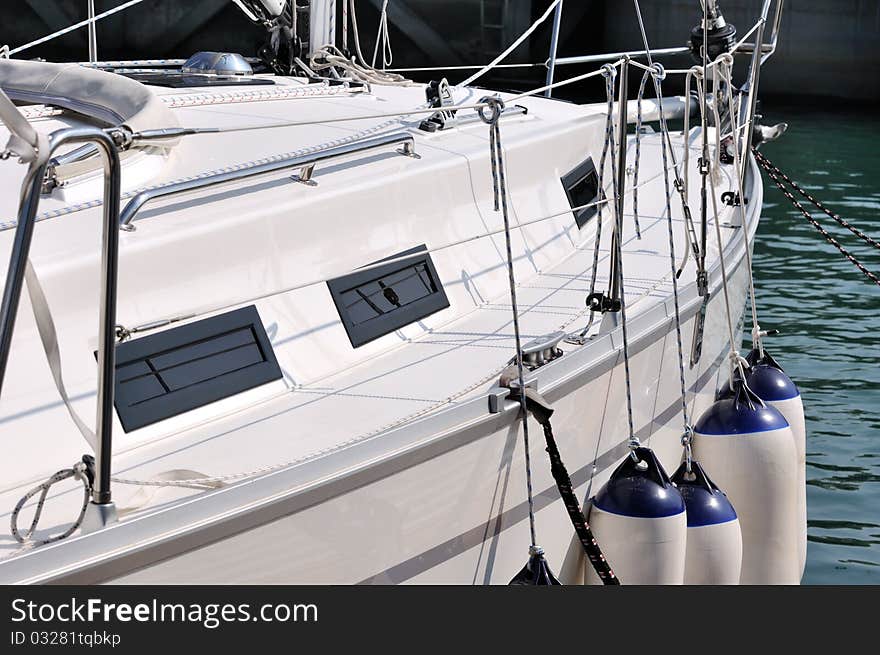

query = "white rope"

[
  {"left": 10, "top": 460, "right": 91, "bottom": 547},
  {"left": 371, "top": 0, "right": 393, "bottom": 70},
  {"left": 323, "top": 0, "right": 410, "bottom": 86},
  {"left": 9, "top": 0, "right": 147, "bottom": 56},
  {"left": 311, "top": 45, "right": 412, "bottom": 86},
  {"left": 456, "top": 0, "right": 563, "bottom": 89}
]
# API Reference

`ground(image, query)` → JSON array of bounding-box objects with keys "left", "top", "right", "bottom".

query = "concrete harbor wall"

[{"left": 1, "top": 1, "right": 877, "bottom": 100}]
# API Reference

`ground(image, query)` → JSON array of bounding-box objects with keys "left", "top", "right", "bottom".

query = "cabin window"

[
  {"left": 108, "top": 305, "right": 282, "bottom": 432},
  {"left": 562, "top": 157, "right": 601, "bottom": 229},
  {"left": 327, "top": 245, "right": 450, "bottom": 348}
]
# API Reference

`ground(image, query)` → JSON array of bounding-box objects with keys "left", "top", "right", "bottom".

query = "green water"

[{"left": 755, "top": 103, "right": 880, "bottom": 584}]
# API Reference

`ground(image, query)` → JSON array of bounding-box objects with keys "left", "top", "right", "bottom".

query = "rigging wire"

[
  {"left": 9, "top": 0, "right": 147, "bottom": 57},
  {"left": 371, "top": 0, "right": 393, "bottom": 70},
  {"left": 456, "top": 0, "right": 563, "bottom": 89}
]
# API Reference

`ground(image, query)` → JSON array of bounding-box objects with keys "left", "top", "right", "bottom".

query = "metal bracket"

[
  {"left": 488, "top": 375, "right": 538, "bottom": 414},
  {"left": 721, "top": 191, "right": 745, "bottom": 206}
]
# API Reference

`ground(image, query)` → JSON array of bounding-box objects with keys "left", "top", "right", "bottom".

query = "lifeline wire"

[
  {"left": 482, "top": 96, "right": 537, "bottom": 548},
  {"left": 9, "top": 0, "right": 147, "bottom": 56}
]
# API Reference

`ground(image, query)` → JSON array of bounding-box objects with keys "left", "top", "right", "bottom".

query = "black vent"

[
  {"left": 327, "top": 245, "right": 450, "bottom": 348},
  {"left": 110, "top": 305, "right": 282, "bottom": 432},
  {"left": 562, "top": 157, "right": 601, "bottom": 229}
]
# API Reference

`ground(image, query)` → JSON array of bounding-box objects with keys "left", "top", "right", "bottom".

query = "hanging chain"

[
  {"left": 480, "top": 96, "right": 537, "bottom": 547},
  {"left": 754, "top": 150, "right": 880, "bottom": 252},
  {"left": 755, "top": 151, "right": 880, "bottom": 288}
]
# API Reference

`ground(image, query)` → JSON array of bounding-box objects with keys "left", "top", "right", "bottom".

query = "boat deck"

[{"left": 0, "top": 130, "right": 739, "bottom": 559}]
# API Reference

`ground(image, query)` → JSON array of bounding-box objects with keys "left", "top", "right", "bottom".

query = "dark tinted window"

[
  {"left": 562, "top": 158, "right": 601, "bottom": 229},
  {"left": 328, "top": 246, "right": 449, "bottom": 348}
]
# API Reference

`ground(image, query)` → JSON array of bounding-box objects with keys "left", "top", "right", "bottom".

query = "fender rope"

[{"left": 533, "top": 412, "right": 619, "bottom": 584}]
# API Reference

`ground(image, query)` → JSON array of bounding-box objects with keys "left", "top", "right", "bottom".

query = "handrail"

[
  {"left": 0, "top": 126, "right": 122, "bottom": 514},
  {"left": 119, "top": 131, "right": 419, "bottom": 230}
]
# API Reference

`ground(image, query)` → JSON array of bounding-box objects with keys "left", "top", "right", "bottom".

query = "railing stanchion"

[{"left": 0, "top": 127, "right": 122, "bottom": 521}]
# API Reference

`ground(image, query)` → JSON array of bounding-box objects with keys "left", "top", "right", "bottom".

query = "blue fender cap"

[
  {"left": 746, "top": 364, "right": 800, "bottom": 401},
  {"left": 593, "top": 447, "right": 685, "bottom": 518},
  {"left": 694, "top": 397, "right": 790, "bottom": 436},
  {"left": 671, "top": 462, "right": 737, "bottom": 527}
]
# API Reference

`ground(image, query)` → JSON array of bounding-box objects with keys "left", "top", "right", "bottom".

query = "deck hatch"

[
  {"left": 109, "top": 305, "right": 282, "bottom": 432},
  {"left": 327, "top": 245, "right": 450, "bottom": 348},
  {"left": 562, "top": 157, "right": 601, "bottom": 229}
]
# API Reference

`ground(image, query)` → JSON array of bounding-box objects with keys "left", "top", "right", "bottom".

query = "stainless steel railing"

[
  {"left": 0, "top": 126, "right": 421, "bottom": 523},
  {"left": 0, "top": 126, "right": 121, "bottom": 512},
  {"left": 119, "top": 131, "right": 419, "bottom": 230}
]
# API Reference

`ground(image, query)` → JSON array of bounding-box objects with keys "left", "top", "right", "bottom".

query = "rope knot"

[
  {"left": 650, "top": 62, "right": 666, "bottom": 82},
  {"left": 72, "top": 460, "right": 89, "bottom": 482},
  {"left": 477, "top": 96, "right": 505, "bottom": 125},
  {"left": 688, "top": 65, "right": 704, "bottom": 79},
  {"left": 600, "top": 63, "right": 617, "bottom": 80},
  {"left": 717, "top": 52, "right": 735, "bottom": 69}
]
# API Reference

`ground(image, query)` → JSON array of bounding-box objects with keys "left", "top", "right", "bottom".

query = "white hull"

[{"left": 0, "top": 55, "right": 765, "bottom": 584}]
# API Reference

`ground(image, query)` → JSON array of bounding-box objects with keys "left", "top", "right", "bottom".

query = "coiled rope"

[{"left": 10, "top": 457, "right": 93, "bottom": 547}]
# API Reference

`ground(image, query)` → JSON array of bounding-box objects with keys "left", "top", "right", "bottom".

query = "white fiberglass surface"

[{"left": 0, "top": 122, "right": 741, "bottom": 558}]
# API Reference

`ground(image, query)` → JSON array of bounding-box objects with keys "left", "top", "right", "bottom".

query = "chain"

[
  {"left": 754, "top": 149, "right": 880, "bottom": 252},
  {"left": 755, "top": 151, "right": 880, "bottom": 288}
]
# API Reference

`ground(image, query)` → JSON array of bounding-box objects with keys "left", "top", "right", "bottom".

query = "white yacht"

[{"left": 0, "top": 1, "right": 802, "bottom": 584}]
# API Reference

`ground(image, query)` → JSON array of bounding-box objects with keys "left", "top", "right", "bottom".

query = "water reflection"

[{"left": 755, "top": 103, "right": 880, "bottom": 583}]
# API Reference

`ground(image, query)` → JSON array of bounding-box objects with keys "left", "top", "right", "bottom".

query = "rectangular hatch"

[{"left": 109, "top": 305, "right": 282, "bottom": 432}]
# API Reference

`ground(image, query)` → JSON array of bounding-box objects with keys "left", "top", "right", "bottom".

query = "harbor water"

[{"left": 755, "top": 103, "right": 879, "bottom": 584}]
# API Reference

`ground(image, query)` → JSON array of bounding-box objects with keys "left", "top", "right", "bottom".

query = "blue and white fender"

[
  {"left": 745, "top": 349, "right": 807, "bottom": 577},
  {"left": 695, "top": 380, "right": 800, "bottom": 584},
  {"left": 671, "top": 461, "right": 742, "bottom": 585},
  {"left": 586, "top": 447, "right": 686, "bottom": 585}
]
